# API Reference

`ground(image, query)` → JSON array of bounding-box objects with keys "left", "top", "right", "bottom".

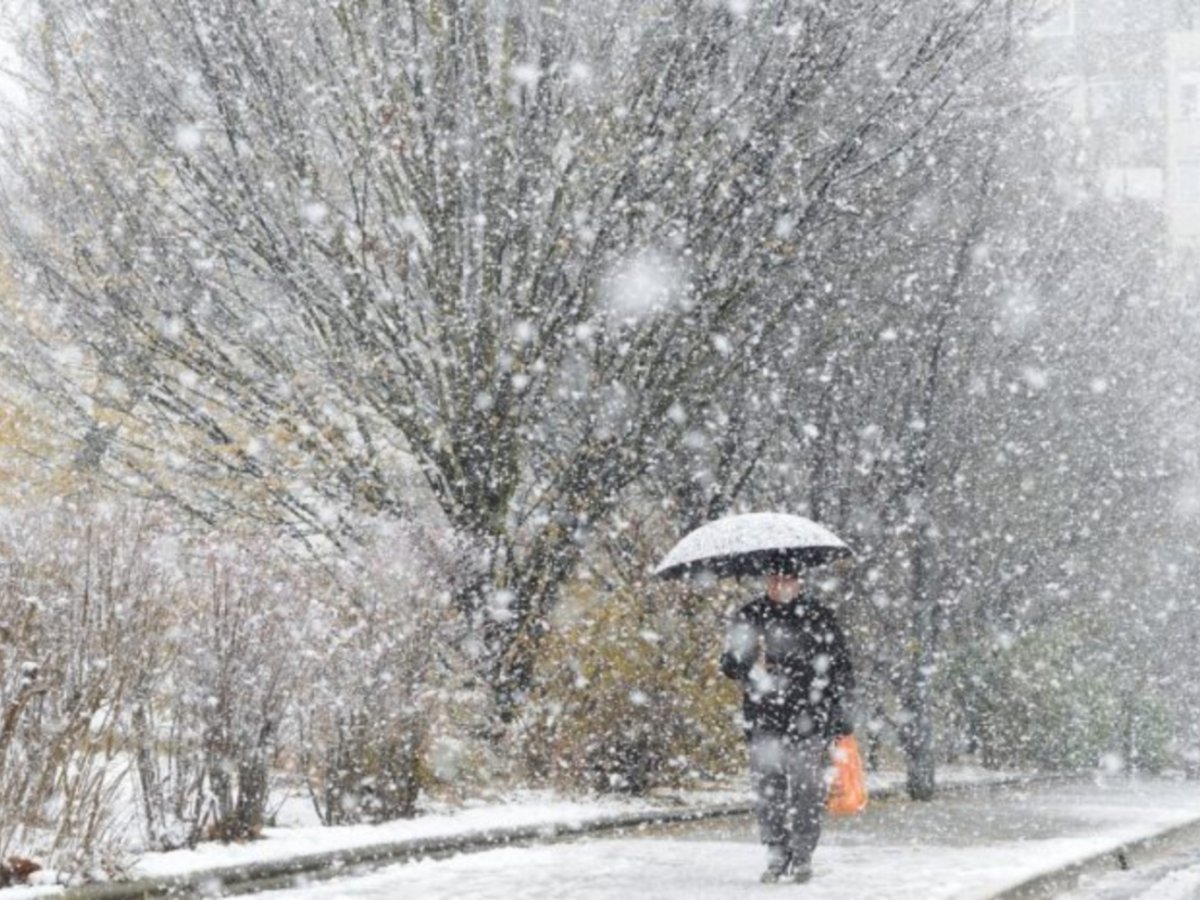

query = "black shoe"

[
  {"left": 787, "top": 861, "right": 813, "bottom": 883},
  {"left": 760, "top": 848, "right": 791, "bottom": 883}
]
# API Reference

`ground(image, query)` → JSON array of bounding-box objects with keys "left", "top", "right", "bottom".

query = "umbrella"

[{"left": 653, "top": 512, "right": 852, "bottom": 580}]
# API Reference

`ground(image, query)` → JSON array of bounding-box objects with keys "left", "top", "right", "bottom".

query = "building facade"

[{"left": 1034, "top": 0, "right": 1200, "bottom": 247}]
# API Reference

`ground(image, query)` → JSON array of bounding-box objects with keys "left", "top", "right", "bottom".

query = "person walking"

[{"left": 720, "top": 571, "right": 855, "bottom": 884}]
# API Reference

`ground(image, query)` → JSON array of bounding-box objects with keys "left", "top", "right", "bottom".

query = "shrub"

[
  {"left": 0, "top": 502, "right": 166, "bottom": 875},
  {"left": 943, "top": 620, "right": 1172, "bottom": 773},
  {"left": 526, "top": 577, "right": 743, "bottom": 794},
  {"left": 294, "top": 519, "right": 463, "bottom": 824},
  {"left": 140, "top": 539, "right": 302, "bottom": 846},
  {"left": 0, "top": 498, "right": 468, "bottom": 871}
]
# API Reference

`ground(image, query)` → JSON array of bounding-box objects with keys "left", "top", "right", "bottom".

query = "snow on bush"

[{"left": 0, "top": 499, "right": 475, "bottom": 876}]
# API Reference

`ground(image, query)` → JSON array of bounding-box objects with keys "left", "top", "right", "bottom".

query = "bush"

[
  {"left": 294, "top": 519, "right": 463, "bottom": 824},
  {"left": 0, "top": 498, "right": 472, "bottom": 873},
  {"left": 525, "top": 577, "right": 743, "bottom": 795},
  {"left": 136, "top": 537, "right": 302, "bottom": 846},
  {"left": 0, "top": 502, "right": 166, "bottom": 875},
  {"left": 295, "top": 595, "right": 435, "bottom": 825},
  {"left": 944, "top": 620, "right": 1172, "bottom": 773}
]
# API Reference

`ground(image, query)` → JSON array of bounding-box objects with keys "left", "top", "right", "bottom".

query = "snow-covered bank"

[
  {"left": 0, "top": 766, "right": 1026, "bottom": 897},
  {"left": 116, "top": 766, "right": 1030, "bottom": 882}
]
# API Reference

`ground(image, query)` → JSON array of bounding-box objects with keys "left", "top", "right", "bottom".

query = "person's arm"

[
  {"left": 827, "top": 611, "right": 856, "bottom": 736},
  {"left": 720, "top": 609, "right": 757, "bottom": 682}
]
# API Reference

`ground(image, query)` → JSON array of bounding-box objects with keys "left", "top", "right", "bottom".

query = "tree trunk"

[
  {"left": 132, "top": 700, "right": 169, "bottom": 848},
  {"left": 1184, "top": 693, "right": 1200, "bottom": 780},
  {"left": 901, "top": 532, "right": 937, "bottom": 802},
  {"left": 456, "top": 528, "right": 579, "bottom": 735},
  {"left": 1121, "top": 692, "right": 1136, "bottom": 775},
  {"left": 901, "top": 640, "right": 937, "bottom": 799}
]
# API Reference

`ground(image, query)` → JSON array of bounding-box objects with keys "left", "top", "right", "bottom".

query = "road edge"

[{"left": 990, "top": 812, "right": 1200, "bottom": 899}]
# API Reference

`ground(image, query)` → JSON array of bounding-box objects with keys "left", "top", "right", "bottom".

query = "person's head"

[{"left": 765, "top": 572, "right": 802, "bottom": 604}]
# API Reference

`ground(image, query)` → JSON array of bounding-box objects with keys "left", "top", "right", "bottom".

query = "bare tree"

[
  {"left": 0, "top": 0, "right": 1028, "bottom": 720},
  {"left": 744, "top": 82, "right": 1178, "bottom": 796}
]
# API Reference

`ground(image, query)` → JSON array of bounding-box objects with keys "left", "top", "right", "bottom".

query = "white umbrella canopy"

[{"left": 653, "top": 512, "right": 852, "bottom": 581}]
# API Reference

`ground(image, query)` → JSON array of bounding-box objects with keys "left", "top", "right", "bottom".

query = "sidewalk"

[
  {"left": 254, "top": 777, "right": 1200, "bottom": 900},
  {"left": 9, "top": 771, "right": 1200, "bottom": 899},
  {"left": 1, "top": 766, "right": 1026, "bottom": 899}
]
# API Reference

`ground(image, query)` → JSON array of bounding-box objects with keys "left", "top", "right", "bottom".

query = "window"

[
  {"left": 1177, "top": 165, "right": 1200, "bottom": 202},
  {"left": 1087, "top": 0, "right": 1163, "bottom": 33},
  {"left": 1087, "top": 78, "right": 1163, "bottom": 123},
  {"left": 1176, "top": 0, "right": 1200, "bottom": 30},
  {"left": 1183, "top": 83, "right": 1200, "bottom": 120}
]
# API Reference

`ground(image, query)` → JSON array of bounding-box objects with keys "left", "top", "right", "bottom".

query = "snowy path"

[
  {"left": 1063, "top": 847, "right": 1200, "bottom": 899},
  {"left": 256, "top": 780, "right": 1200, "bottom": 900}
]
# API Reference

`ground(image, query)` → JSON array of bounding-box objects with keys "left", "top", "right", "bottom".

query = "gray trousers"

[{"left": 748, "top": 733, "right": 826, "bottom": 864}]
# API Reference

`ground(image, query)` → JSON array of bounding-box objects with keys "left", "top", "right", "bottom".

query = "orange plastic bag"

[{"left": 826, "top": 735, "right": 868, "bottom": 815}]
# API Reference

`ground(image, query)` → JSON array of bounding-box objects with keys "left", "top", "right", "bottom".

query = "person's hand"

[
  {"left": 747, "top": 664, "right": 776, "bottom": 699},
  {"left": 832, "top": 709, "right": 854, "bottom": 737}
]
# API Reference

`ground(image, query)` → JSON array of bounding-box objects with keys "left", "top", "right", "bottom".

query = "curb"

[
  {"left": 61, "top": 804, "right": 755, "bottom": 899},
  {"left": 59, "top": 773, "right": 1059, "bottom": 899},
  {"left": 990, "top": 813, "right": 1200, "bottom": 899}
]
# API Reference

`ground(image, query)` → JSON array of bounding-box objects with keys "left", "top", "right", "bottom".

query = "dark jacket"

[{"left": 720, "top": 595, "right": 854, "bottom": 741}]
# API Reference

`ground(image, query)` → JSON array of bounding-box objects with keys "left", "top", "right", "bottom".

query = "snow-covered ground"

[
  {"left": 115, "top": 765, "right": 1005, "bottom": 881},
  {"left": 0, "top": 766, "right": 905, "bottom": 893},
  {"left": 1063, "top": 845, "right": 1200, "bottom": 899},
  {"left": 7, "top": 773, "right": 1199, "bottom": 899},
  {"left": 248, "top": 778, "right": 1200, "bottom": 899}
]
